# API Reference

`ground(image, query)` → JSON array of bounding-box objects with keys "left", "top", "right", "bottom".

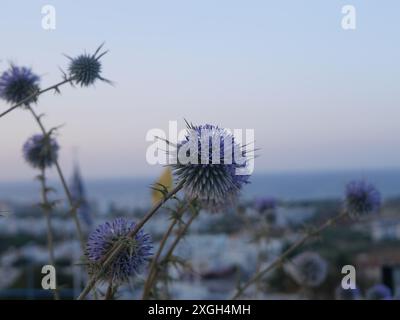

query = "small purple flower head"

[
  {"left": 0, "top": 65, "right": 40, "bottom": 105},
  {"left": 284, "top": 251, "right": 328, "bottom": 287},
  {"left": 366, "top": 284, "right": 392, "bottom": 300},
  {"left": 254, "top": 197, "right": 276, "bottom": 213},
  {"left": 345, "top": 180, "right": 381, "bottom": 216},
  {"left": 22, "top": 134, "right": 59, "bottom": 169},
  {"left": 171, "top": 123, "right": 251, "bottom": 212},
  {"left": 86, "top": 218, "right": 153, "bottom": 284},
  {"left": 67, "top": 43, "right": 110, "bottom": 87},
  {"left": 334, "top": 285, "right": 362, "bottom": 300}
]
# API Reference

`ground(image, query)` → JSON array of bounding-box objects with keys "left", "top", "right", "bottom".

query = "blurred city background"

[{"left": 1, "top": 168, "right": 400, "bottom": 299}]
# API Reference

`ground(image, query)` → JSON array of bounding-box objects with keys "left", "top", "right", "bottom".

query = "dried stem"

[{"left": 231, "top": 210, "right": 349, "bottom": 300}]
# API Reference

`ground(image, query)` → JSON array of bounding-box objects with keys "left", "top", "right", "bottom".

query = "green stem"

[
  {"left": 0, "top": 78, "right": 73, "bottom": 118},
  {"left": 142, "top": 200, "right": 192, "bottom": 300},
  {"left": 163, "top": 208, "right": 199, "bottom": 265},
  {"left": 39, "top": 168, "right": 60, "bottom": 300},
  {"left": 77, "top": 180, "right": 186, "bottom": 300},
  {"left": 142, "top": 219, "right": 178, "bottom": 299},
  {"left": 27, "top": 105, "right": 86, "bottom": 251},
  {"left": 231, "top": 211, "right": 349, "bottom": 300},
  {"left": 146, "top": 207, "right": 199, "bottom": 298}
]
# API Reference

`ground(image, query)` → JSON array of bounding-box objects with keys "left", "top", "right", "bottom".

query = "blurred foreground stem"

[
  {"left": 39, "top": 168, "right": 60, "bottom": 300},
  {"left": 77, "top": 180, "right": 186, "bottom": 300},
  {"left": 27, "top": 105, "right": 86, "bottom": 251},
  {"left": 231, "top": 210, "right": 349, "bottom": 300}
]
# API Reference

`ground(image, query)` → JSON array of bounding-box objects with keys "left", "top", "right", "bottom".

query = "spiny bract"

[
  {"left": 86, "top": 218, "right": 153, "bottom": 284},
  {"left": 0, "top": 65, "right": 40, "bottom": 105},
  {"left": 171, "top": 123, "right": 251, "bottom": 212},
  {"left": 22, "top": 134, "right": 59, "bottom": 169}
]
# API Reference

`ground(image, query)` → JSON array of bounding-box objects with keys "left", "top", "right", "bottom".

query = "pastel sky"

[{"left": 1, "top": 0, "right": 399, "bottom": 181}]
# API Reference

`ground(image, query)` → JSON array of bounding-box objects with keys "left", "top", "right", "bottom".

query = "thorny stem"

[
  {"left": 142, "top": 200, "right": 193, "bottom": 300},
  {"left": 231, "top": 211, "right": 349, "bottom": 300},
  {"left": 0, "top": 78, "right": 74, "bottom": 119},
  {"left": 142, "top": 218, "right": 179, "bottom": 300},
  {"left": 77, "top": 180, "right": 186, "bottom": 300},
  {"left": 145, "top": 206, "right": 199, "bottom": 299},
  {"left": 162, "top": 208, "right": 199, "bottom": 267},
  {"left": 39, "top": 168, "right": 60, "bottom": 300},
  {"left": 27, "top": 105, "right": 86, "bottom": 251}
]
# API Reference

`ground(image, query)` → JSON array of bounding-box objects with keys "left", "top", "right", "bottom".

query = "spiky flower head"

[
  {"left": 284, "top": 251, "right": 328, "bottom": 287},
  {"left": 345, "top": 180, "right": 381, "bottom": 217},
  {"left": 170, "top": 123, "right": 251, "bottom": 212},
  {"left": 86, "top": 218, "right": 153, "bottom": 284},
  {"left": 0, "top": 65, "right": 40, "bottom": 105},
  {"left": 334, "top": 285, "right": 361, "bottom": 300},
  {"left": 366, "top": 284, "right": 392, "bottom": 300},
  {"left": 67, "top": 43, "right": 110, "bottom": 87},
  {"left": 22, "top": 134, "right": 59, "bottom": 169}
]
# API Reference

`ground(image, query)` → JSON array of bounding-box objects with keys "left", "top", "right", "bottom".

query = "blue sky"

[{"left": 1, "top": 1, "right": 400, "bottom": 180}]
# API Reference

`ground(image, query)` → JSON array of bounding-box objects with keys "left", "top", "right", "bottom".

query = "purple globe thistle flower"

[
  {"left": 254, "top": 197, "right": 276, "bottom": 213},
  {"left": 171, "top": 123, "right": 251, "bottom": 212},
  {"left": 86, "top": 218, "right": 153, "bottom": 284},
  {"left": 284, "top": 251, "right": 328, "bottom": 287},
  {"left": 334, "top": 285, "right": 361, "bottom": 300},
  {"left": 0, "top": 65, "right": 40, "bottom": 105},
  {"left": 366, "top": 284, "right": 392, "bottom": 300},
  {"left": 345, "top": 180, "right": 381, "bottom": 216},
  {"left": 22, "top": 134, "right": 59, "bottom": 169},
  {"left": 67, "top": 43, "right": 110, "bottom": 87}
]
